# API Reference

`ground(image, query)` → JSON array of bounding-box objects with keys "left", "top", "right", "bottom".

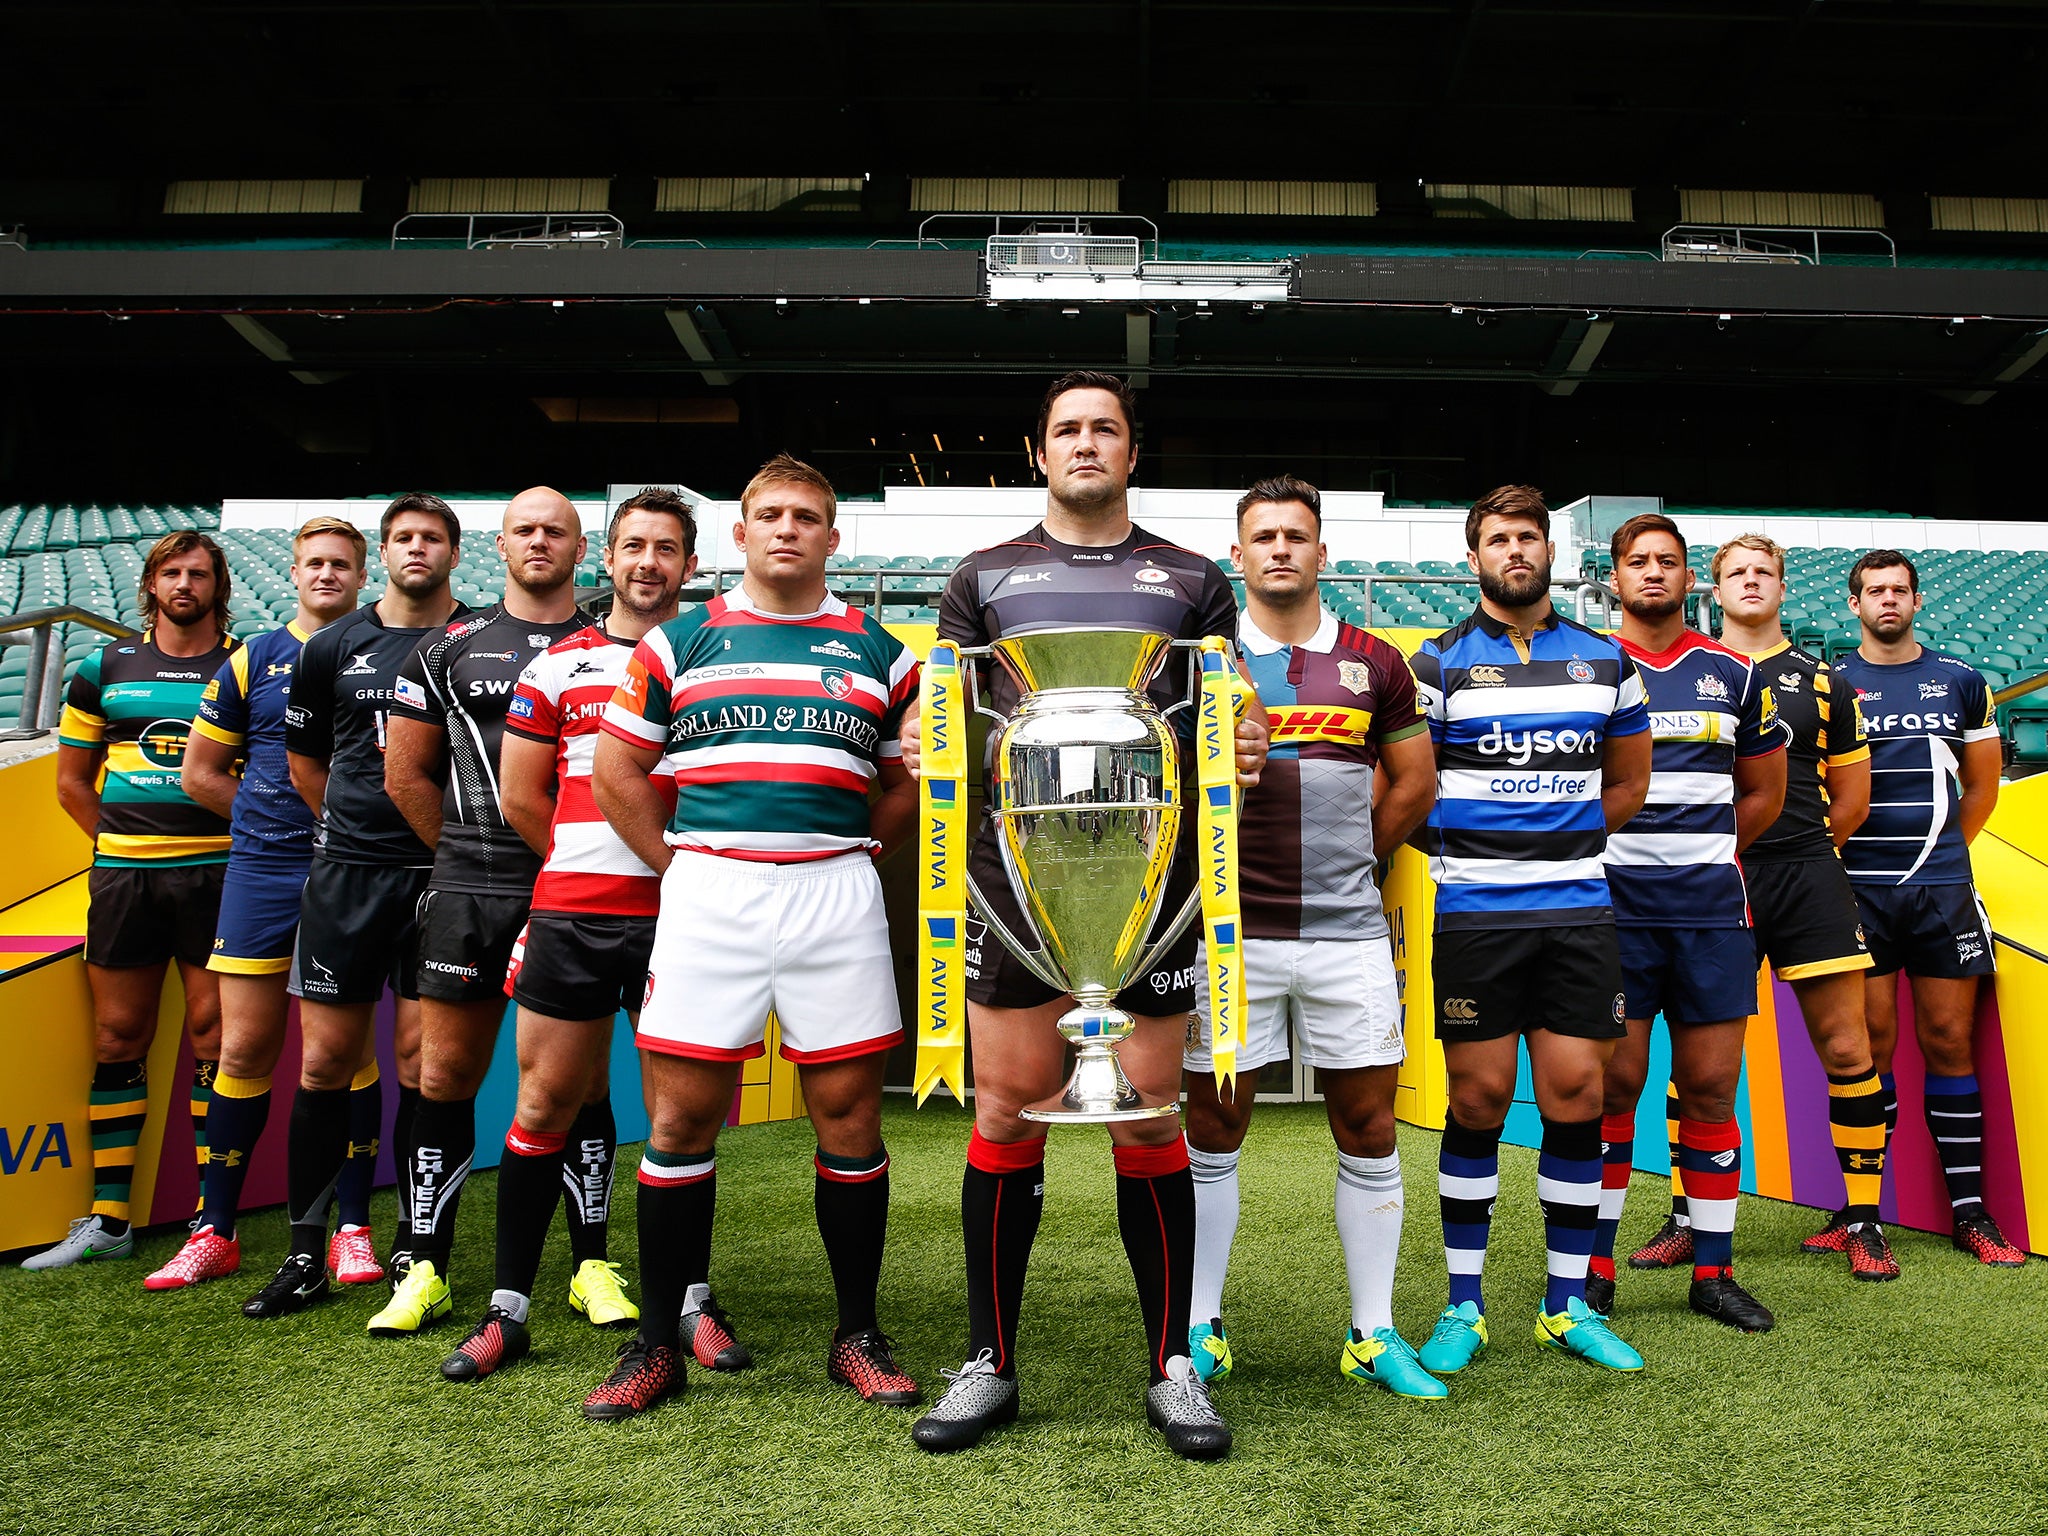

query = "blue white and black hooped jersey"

[
  {"left": 1836, "top": 645, "right": 1998, "bottom": 888},
  {"left": 1605, "top": 631, "right": 1784, "bottom": 927},
  {"left": 1412, "top": 607, "right": 1649, "bottom": 930}
]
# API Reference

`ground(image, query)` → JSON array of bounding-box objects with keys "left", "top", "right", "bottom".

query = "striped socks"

[
  {"left": 1538, "top": 1116, "right": 1602, "bottom": 1315},
  {"left": 1591, "top": 1112, "right": 1635, "bottom": 1281},
  {"left": 816, "top": 1145, "right": 892, "bottom": 1336},
  {"left": 199, "top": 1071, "right": 273, "bottom": 1239},
  {"left": 1679, "top": 1117, "right": 1742, "bottom": 1277},
  {"left": 189, "top": 1060, "right": 216, "bottom": 1217},
  {"left": 1925, "top": 1073, "right": 1986, "bottom": 1215},
  {"left": 1665, "top": 1084, "right": 1690, "bottom": 1225},
  {"left": 1439, "top": 1112, "right": 1500, "bottom": 1311},
  {"left": 636, "top": 1149, "right": 715, "bottom": 1351},
  {"left": 89, "top": 1060, "right": 148, "bottom": 1232},
  {"left": 1826, "top": 1069, "right": 1888, "bottom": 1225}
]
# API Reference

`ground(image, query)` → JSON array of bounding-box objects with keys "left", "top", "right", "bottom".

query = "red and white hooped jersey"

[{"left": 506, "top": 624, "right": 677, "bottom": 916}]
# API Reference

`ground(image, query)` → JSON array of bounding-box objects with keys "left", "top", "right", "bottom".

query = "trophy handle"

[
  {"left": 957, "top": 650, "right": 1010, "bottom": 729},
  {"left": 964, "top": 866, "right": 1071, "bottom": 995},
  {"left": 1127, "top": 883, "right": 1204, "bottom": 986}
]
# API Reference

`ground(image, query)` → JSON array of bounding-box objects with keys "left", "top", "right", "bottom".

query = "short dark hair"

[
  {"left": 1464, "top": 484, "right": 1550, "bottom": 549},
  {"left": 139, "top": 530, "right": 232, "bottom": 633},
  {"left": 1236, "top": 474, "right": 1322, "bottom": 531},
  {"left": 1610, "top": 512, "right": 1685, "bottom": 565},
  {"left": 1849, "top": 549, "right": 1919, "bottom": 596},
  {"left": 379, "top": 491, "right": 460, "bottom": 546},
  {"left": 608, "top": 486, "right": 697, "bottom": 558},
  {"left": 1036, "top": 370, "right": 1139, "bottom": 453}
]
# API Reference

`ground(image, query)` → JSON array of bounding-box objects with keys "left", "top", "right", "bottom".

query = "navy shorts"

[
  {"left": 1617, "top": 925, "right": 1759, "bottom": 1025},
  {"left": 208, "top": 853, "right": 310, "bottom": 975},
  {"left": 1851, "top": 882, "right": 1996, "bottom": 980}
]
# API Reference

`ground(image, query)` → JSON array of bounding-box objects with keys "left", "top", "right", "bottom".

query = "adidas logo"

[{"left": 810, "top": 639, "right": 860, "bottom": 659}]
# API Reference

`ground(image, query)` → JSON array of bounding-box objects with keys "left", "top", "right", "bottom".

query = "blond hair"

[
  {"left": 740, "top": 453, "right": 838, "bottom": 526},
  {"left": 293, "top": 515, "right": 368, "bottom": 569},
  {"left": 1711, "top": 533, "right": 1785, "bottom": 583}
]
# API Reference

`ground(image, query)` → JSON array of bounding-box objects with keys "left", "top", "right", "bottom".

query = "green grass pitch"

[{"left": 5, "top": 1101, "right": 2044, "bottom": 1535}]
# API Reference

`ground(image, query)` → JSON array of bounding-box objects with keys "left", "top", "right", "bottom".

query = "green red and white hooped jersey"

[{"left": 602, "top": 589, "right": 918, "bottom": 863}]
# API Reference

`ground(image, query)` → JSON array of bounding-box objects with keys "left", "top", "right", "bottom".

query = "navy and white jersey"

[
  {"left": 193, "top": 620, "right": 319, "bottom": 861},
  {"left": 1836, "top": 646, "right": 1998, "bottom": 888},
  {"left": 1412, "top": 608, "right": 1650, "bottom": 930},
  {"left": 1605, "top": 632, "right": 1784, "bottom": 927}
]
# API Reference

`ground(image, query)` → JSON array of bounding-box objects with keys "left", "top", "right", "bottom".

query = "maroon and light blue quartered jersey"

[
  {"left": 1836, "top": 646, "right": 1998, "bottom": 888},
  {"left": 1605, "top": 631, "right": 1784, "bottom": 927},
  {"left": 1237, "top": 609, "right": 1427, "bottom": 941}
]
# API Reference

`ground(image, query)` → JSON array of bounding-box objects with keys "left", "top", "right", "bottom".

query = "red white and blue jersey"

[
  {"left": 1836, "top": 646, "right": 1998, "bottom": 888},
  {"left": 1605, "top": 632, "right": 1784, "bottom": 927},
  {"left": 1237, "top": 608, "right": 1428, "bottom": 942},
  {"left": 1413, "top": 608, "right": 1650, "bottom": 930}
]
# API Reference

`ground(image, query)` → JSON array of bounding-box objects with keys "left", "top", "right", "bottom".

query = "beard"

[
  {"left": 613, "top": 578, "right": 681, "bottom": 618},
  {"left": 511, "top": 561, "right": 574, "bottom": 599},
  {"left": 388, "top": 564, "right": 445, "bottom": 595},
  {"left": 1051, "top": 464, "right": 1126, "bottom": 515},
  {"left": 1477, "top": 559, "right": 1549, "bottom": 608},
  {"left": 1620, "top": 591, "right": 1685, "bottom": 621},
  {"left": 157, "top": 597, "right": 210, "bottom": 628}
]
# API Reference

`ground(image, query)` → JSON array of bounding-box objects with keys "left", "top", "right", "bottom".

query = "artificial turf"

[{"left": 5, "top": 1100, "right": 2044, "bottom": 1536}]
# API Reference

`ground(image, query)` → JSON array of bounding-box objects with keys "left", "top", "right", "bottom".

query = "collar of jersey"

[
  {"left": 1618, "top": 629, "right": 1719, "bottom": 666},
  {"left": 1239, "top": 606, "right": 1338, "bottom": 656},
  {"left": 285, "top": 619, "right": 310, "bottom": 643},
  {"left": 1471, "top": 605, "right": 1560, "bottom": 640},
  {"left": 716, "top": 587, "right": 847, "bottom": 622},
  {"left": 1733, "top": 635, "right": 1794, "bottom": 662}
]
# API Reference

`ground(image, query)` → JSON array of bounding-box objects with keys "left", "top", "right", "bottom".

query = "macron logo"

[{"left": 810, "top": 640, "right": 860, "bottom": 659}]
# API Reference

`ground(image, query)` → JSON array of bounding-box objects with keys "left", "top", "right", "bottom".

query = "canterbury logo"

[
  {"left": 1468, "top": 665, "right": 1506, "bottom": 685},
  {"left": 1443, "top": 997, "right": 1479, "bottom": 1020}
]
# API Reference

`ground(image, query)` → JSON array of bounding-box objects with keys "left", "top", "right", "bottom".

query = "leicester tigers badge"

[
  {"left": 1337, "top": 660, "right": 1371, "bottom": 696},
  {"left": 821, "top": 668, "right": 855, "bottom": 701}
]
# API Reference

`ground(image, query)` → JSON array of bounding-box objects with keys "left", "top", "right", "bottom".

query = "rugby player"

[
  {"left": 1706, "top": 535, "right": 1896, "bottom": 1281},
  {"left": 1180, "top": 477, "right": 1441, "bottom": 1399},
  {"left": 583, "top": 455, "right": 920, "bottom": 1421},
  {"left": 439, "top": 488, "right": 697, "bottom": 1383},
  {"left": 28, "top": 533, "right": 239, "bottom": 1270},
  {"left": 245, "top": 494, "right": 466, "bottom": 1318},
  {"left": 902, "top": 372, "right": 1267, "bottom": 1461},
  {"left": 1408, "top": 485, "right": 1652, "bottom": 1375},
  {"left": 1837, "top": 551, "right": 2025, "bottom": 1267},
  {"left": 374, "top": 489, "right": 595, "bottom": 1336},
  {"left": 145, "top": 517, "right": 373, "bottom": 1290},
  {"left": 1585, "top": 515, "right": 1785, "bottom": 1333}
]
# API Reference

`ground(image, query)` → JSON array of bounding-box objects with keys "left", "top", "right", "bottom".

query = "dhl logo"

[{"left": 1265, "top": 706, "right": 1372, "bottom": 745}]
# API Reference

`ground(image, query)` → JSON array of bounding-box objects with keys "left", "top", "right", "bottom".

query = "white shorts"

[
  {"left": 1183, "top": 935, "right": 1404, "bottom": 1073},
  {"left": 636, "top": 849, "right": 904, "bottom": 1065}
]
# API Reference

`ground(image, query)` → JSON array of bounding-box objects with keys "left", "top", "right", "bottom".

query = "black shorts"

[
  {"left": 963, "top": 820, "right": 1200, "bottom": 1016},
  {"left": 1747, "top": 857, "right": 1873, "bottom": 982},
  {"left": 507, "top": 911, "right": 656, "bottom": 1021},
  {"left": 1617, "top": 925, "right": 1758, "bottom": 1025},
  {"left": 85, "top": 863, "right": 224, "bottom": 969},
  {"left": 1851, "top": 882, "right": 1996, "bottom": 980},
  {"left": 290, "top": 858, "right": 429, "bottom": 1005},
  {"left": 1433, "top": 922, "right": 1626, "bottom": 1043},
  {"left": 417, "top": 888, "right": 532, "bottom": 1003}
]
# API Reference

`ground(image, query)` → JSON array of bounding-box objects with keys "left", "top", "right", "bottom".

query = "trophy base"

[{"left": 1019, "top": 1034, "right": 1179, "bottom": 1125}]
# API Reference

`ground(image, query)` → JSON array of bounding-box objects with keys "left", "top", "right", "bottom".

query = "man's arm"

[
  {"left": 1371, "top": 730, "right": 1436, "bottom": 856},
  {"left": 287, "top": 751, "right": 330, "bottom": 820},
  {"left": 592, "top": 731, "right": 673, "bottom": 875},
  {"left": 500, "top": 731, "right": 561, "bottom": 859},
  {"left": 869, "top": 758, "right": 918, "bottom": 861},
  {"left": 1825, "top": 757, "right": 1871, "bottom": 846},
  {"left": 1599, "top": 729, "right": 1652, "bottom": 833},
  {"left": 1732, "top": 747, "right": 1788, "bottom": 853},
  {"left": 1959, "top": 736, "right": 2002, "bottom": 844},
  {"left": 54, "top": 744, "right": 104, "bottom": 842},
  {"left": 383, "top": 717, "right": 447, "bottom": 849},
  {"left": 1232, "top": 661, "right": 1268, "bottom": 789},
  {"left": 181, "top": 729, "right": 241, "bottom": 820}
]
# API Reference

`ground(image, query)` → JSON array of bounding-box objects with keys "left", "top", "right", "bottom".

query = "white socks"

[
  {"left": 1187, "top": 1145, "right": 1241, "bottom": 1325},
  {"left": 1336, "top": 1150, "right": 1403, "bottom": 1335},
  {"left": 490, "top": 1288, "right": 531, "bottom": 1323}
]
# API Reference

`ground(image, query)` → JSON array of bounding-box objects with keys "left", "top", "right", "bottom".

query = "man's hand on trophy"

[
  {"left": 1233, "top": 706, "right": 1268, "bottom": 788},
  {"left": 898, "top": 700, "right": 923, "bottom": 778}
]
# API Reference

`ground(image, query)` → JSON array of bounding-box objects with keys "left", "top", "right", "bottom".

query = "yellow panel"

[
  {"left": 0, "top": 957, "right": 96, "bottom": 1247},
  {"left": 0, "top": 753, "right": 91, "bottom": 911},
  {"left": 737, "top": 1084, "right": 770, "bottom": 1126}
]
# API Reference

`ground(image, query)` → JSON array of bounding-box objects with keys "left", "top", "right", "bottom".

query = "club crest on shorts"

[
  {"left": 1612, "top": 992, "right": 1626, "bottom": 1024},
  {"left": 1567, "top": 659, "right": 1596, "bottom": 684},
  {"left": 820, "top": 668, "right": 855, "bottom": 701},
  {"left": 1337, "top": 660, "right": 1371, "bottom": 696}
]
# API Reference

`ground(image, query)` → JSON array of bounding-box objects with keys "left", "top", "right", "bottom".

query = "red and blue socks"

[
  {"left": 1679, "top": 1116, "right": 1742, "bottom": 1277},
  {"left": 1591, "top": 1112, "right": 1636, "bottom": 1281},
  {"left": 1925, "top": 1073, "right": 1986, "bottom": 1215},
  {"left": 1439, "top": 1111, "right": 1500, "bottom": 1311},
  {"left": 198, "top": 1071, "right": 272, "bottom": 1239},
  {"left": 635, "top": 1148, "right": 715, "bottom": 1351},
  {"left": 815, "top": 1145, "right": 891, "bottom": 1336},
  {"left": 1113, "top": 1137, "right": 1195, "bottom": 1387},
  {"left": 1538, "top": 1115, "right": 1602, "bottom": 1315},
  {"left": 962, "top": 1129, "right": 1045, "bottom": 1379}
]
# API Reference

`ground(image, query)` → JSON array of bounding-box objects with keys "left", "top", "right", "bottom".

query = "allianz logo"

[{"left": 1473, "top": 723, "right": 1597, "bottom": 765}]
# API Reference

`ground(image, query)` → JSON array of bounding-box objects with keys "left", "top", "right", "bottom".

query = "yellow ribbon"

[
  {"left": 914, "top": 641, "right": 970, "bottom": 1106},
  {"left": 1196, "top": 638, "right": 1248, "bottom": 1097}
]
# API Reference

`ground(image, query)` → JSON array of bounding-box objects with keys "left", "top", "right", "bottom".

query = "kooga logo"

[{"left": 1474, "top": 722, "right": 1596, "bottom": 765}]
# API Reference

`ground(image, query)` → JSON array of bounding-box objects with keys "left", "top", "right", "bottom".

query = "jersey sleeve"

[
  {"left": 1736, "top": 659, "right": 1785, "bottom": 758},
  {"left": 1961, "top": 665, "right": 1999, "bottom": 744},
  {"left": 603, "top": 629, "right": 677, "bottom": 749},
  {"left": 1195, "top": 561, "right": 1239, "bottom": 642},
  {"left": 389, "top": 632, "right": 445, "bottom": 728},
  {"left": 193, "top": 647, "right": 253, "bottom": 748},
  {"left": 504, "top": 652, "right": 562, "bottom": 744},
  {"left": 936, "top": 562, "right": 984, "bottom": 647},
  {"left": 1410, "top": 642, "right": 1447, "bottom": 745},
  {"left": 1815, "top": 663, "right": 1869, "bottom": 766},
  {"left": 877, "top": 637, "right": 921, "bottom": 761},
  {"left": 57, "top": 646, "right": 106, "bottom": 748},
  {"left": 1609, "top": 649, "right": 1651, "bottom": 737},
  {"left": 1368, "top": 639, "right": 1428, "bottom": 745}
]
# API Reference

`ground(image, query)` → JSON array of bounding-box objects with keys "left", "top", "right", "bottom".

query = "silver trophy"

[{"left": 957, "top": 627, "right": 1205, "bottom": 1124}]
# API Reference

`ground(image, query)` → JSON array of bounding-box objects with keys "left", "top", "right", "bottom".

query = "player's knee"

[
  {"left": 514, "top": 1081, "right": 582, "bottom": 1137},
  {"left": 1332, "top": 1103, "right": 1395, "bottom": 1159},
  {"left": 1448, "top": 1082, "right": 1511, "bottom": 1131}
]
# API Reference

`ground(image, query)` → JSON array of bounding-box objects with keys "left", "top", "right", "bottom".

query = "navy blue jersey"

[
  {"left": 1836, "top": 646, "right": 1998, "bottom": 887},
  {"left": 1412, "top": 608, "right": 1650, "bottom": 930},
  {"left": 193, "top": 621, "right": 320, "bottom": 860}
]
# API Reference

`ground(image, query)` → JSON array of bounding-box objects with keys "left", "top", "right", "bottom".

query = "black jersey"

[
  {"left": 1739, "top": 639, "right": 1867, "bottom": 864},
  {"left": 392, "top": 604, "right": 590, "bottom": 895},
  {"left": 288, "top": 603, "right": 469, "bottom": 866},
  {"left": 936, "top": 522, "right": 1239, "bottom": 744}
]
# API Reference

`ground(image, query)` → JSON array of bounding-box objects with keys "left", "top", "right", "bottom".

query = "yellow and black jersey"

[
  {"left": 1740, "top": 638, "right": 1867, "bottom": 864},
  {"left": 60, "top": 629, "right": 241, "bottom": 867}
]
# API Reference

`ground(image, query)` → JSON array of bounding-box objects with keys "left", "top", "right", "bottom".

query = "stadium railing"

[{"left": 0, "top": 605, "right": 136, "bottom": 739}]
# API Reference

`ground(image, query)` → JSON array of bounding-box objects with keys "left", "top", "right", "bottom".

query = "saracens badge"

[
  {"left": 820, "top": 668, "right": 855, "bottom": 701},
  {"left": 1337, "top": 660, "right": 1371, "bottom": 696}
]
